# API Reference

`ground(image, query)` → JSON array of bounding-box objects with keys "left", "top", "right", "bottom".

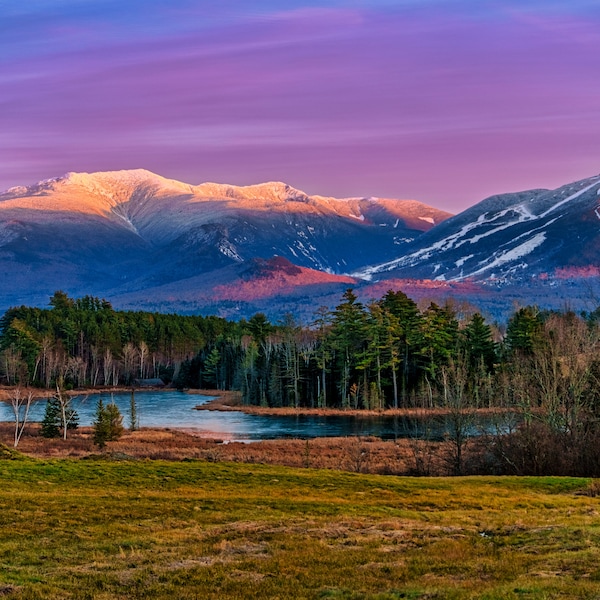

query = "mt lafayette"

[{"left": 0, "top": 169, "right": 449, "bottom": 315}]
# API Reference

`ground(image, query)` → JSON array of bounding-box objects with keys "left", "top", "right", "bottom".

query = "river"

[{"left": 0, "top": 390, "right": 511, "bottom": 442}]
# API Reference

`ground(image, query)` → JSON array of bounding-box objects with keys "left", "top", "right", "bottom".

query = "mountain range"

[{"left": 1, "top": 169, "right": 599, "bottom": 320}]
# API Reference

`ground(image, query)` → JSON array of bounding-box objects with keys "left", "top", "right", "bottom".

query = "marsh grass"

[{"left": 1, "top": 453, "right": 600, "bottom": 599}]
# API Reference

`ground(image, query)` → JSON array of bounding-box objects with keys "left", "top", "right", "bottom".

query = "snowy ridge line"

[
  {"left": 443, "top": 216, "right": 560, "bottom": 281},
  {"left": 353, "top": 176, "right": 600, "bottom": 281},
  {"left": 459, "top": 232, "right": 546, "bottom": 279},
  {"left": 538, "top": 179, "right": 600, "bottom": 219},
  {"left": 352, "top": 205, "right": 532, "bottom": 278},
  {"left": 453, "top": 205, "right": 535, "bottom": 250}
]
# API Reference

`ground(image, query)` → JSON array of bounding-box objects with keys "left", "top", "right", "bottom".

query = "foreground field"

[{"left": 1, "top": 450, "right": 600, "bottom": 599}]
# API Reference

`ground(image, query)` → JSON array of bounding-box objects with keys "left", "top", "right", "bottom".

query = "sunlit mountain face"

[{"left": 0, "top": 169, "right": 450, "bottom": 316}]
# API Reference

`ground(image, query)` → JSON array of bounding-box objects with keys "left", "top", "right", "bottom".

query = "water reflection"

[{"left": 0, "top": 391, "right": 514, "bottom": 442}]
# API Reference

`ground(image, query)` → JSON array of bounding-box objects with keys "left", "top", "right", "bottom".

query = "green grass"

[{"left": 1, "top": 451, "right": 599, "bottom": 599}]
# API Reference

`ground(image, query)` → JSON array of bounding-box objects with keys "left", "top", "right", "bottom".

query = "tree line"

[
  {"left": 3, "top": 289, "right": 600, "bottom": 414},
  {"left": 4, "top": 289, "right": 600, "bottom": 474},
  {"left": 0, "top": 291, "right": 235, "bottom": 389}
]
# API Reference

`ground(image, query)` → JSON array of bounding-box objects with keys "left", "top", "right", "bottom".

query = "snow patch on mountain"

[
  {"left": 110, "top": 206, "right": 141, "bottom": 236},
  {"left": 455, "top": 254, "right": 474, "bottom": 268},
  {"left": 468, "top": 232, "right": 546, "bottom": 278},
  {"left": 218, "top": 240, "right": 243, "bottom": 262},
  {"left": 350, "top": 212, "right": 365, "bottom": 221}
]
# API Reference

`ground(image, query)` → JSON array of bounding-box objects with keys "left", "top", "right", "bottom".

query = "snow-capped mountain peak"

[
  {"left": 0, "top": 169, "right": 451, "bottom": 312},
  {"left": 355, "top": 174, "right": 600, "bottom": 282}
]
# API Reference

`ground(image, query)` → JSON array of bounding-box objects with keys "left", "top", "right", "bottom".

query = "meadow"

[{"left": 1, "top": 446, "right": 600, "bottom": 599}]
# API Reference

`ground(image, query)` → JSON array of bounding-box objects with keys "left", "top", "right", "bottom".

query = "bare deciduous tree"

[
  {"left": 138, "top": 341, "right": 149, "bottom": 379},
  {"left": 10, "top": 387, "right": 34, "bottom": 448}
]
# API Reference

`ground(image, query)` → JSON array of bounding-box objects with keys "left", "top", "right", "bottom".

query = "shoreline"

[
  {"left": 0, "top": 421, "right": 459, "bottom": 476},
  {"left": 194, "top": 391, "right": 516, "bottom": 418},
  {"left": 0, "top": 387, "right": 510, "bottom": 475},
  {"left": 0, "top": 385, "right": 517, "bottom": 420},
  {"left": 0, "top": 384, "right": 170, "bottom": 402}
]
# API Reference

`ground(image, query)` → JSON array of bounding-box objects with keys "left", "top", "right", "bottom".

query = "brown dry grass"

[
  {"left": 0, "top": 420, "right": 475, "bottom": 475},
  {"left": 194, "top": 389, "right": 512, "bottom": 419}
]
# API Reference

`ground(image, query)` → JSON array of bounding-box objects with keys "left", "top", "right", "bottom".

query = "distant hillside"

[{"left": 356, "top": 174, "right": 600, "bottom": 282}]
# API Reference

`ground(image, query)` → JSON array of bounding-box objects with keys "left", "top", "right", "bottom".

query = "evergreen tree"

[
  {"left": 461, "top": 313, "right": 497, "bottom": 373},
  {"left": 379, "top": 290, "right": 422, "bottom": 404},
  {"left": 129, "top": 389, "right": 138, "bottom": 431},
  {"left": 105, "top": 402, "right": 124, "bottom": 441},
  {"left": 329, "top": 289, "right": 368, "bottom": 407},
  {"left": 40, "top": 397, "right": 61, "bottom": 438},
  {"left": 204, "top": 347, "right": 221, "bottom": 389},
  {"left": 93, "top": 397, "right": 124, "bottom": 447},
  {"left": 40, "top": 393, "right": 78, "bottom": 438},
  {"left": 93, "top": 398, "right": 110, "bottom": 448},
  {"left": 505, "top": 306, "right": 545, "bottom": 356},
  {"left": 417, "top": 303, "right": 459, "bottom": 381}
]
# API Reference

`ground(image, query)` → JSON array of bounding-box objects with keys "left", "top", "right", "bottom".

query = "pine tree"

[
  {"left": 379, "top": 290, "right": 422, "bottom": 405},
  {"left": 93, "top": 398, "right": 124, "bottom": 448},
  {"left": 40, "top": 397, "right": 61, "bottom": 438},
  {"left": 505, "top": 306, "right": 545, "bottom": 356},
  {"left": 461, "top": 313, "right": 497, "bottom": 373},
  {"left": 417, "top": 303, "right": 459, "bottom": 381},
  {"left": 329, "top": 289, "right": 368, "bottom": 407},
  {"left": 129, "top": 389, "right": 138, "bottom": 431},
  {"left": 204, "top": 347, "right": 221, "bottom": 389},
  {"left": 93, "top": 398, "right": 110, "bottom": 448},
  {"left": 105, "top": 403, "right": 124, "bottom": 441}
]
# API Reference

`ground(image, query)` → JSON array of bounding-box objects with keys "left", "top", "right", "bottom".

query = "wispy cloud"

[{"left": 1, "top": 1, "right": 599, "bottom": 210}]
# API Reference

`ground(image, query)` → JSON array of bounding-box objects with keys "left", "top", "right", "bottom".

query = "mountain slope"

[
  {"left": 0, "top": 169, "right": 450, "bottom": 311},
  {"left": 111, "top": 256, "right": 358, "bottom": 318},
  {"left": 356, "top": 175, "right": 600, "bottom": 282}
]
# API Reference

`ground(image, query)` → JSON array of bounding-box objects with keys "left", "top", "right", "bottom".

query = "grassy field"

[{"left": 1, "top": 447, "right": 600, "bottom": 599}]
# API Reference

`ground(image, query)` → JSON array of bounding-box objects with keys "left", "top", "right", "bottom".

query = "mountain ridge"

[
  {"left": 0, "top": 169, "right": 451, "bottom": 316},
  {"left": 3, "top": 168, "right": 600, "bottom": 320},
  {"left": 356, "top": 174, "right": 600, "bottom": 282}
]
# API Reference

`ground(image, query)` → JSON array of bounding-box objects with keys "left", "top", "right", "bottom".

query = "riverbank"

[
  {"left": 1, "top": 384, "right": 507, "bottom": 420},
  {"left": 194, "top": 389, "right": 512, "bottom": 419},
  {"left": 0, "top": 385, "right": 502, "bottom": 476},
  {"left": 0, "top": 384, "right": 170, "bottom": 402},
  {"left": 0, "top": 421, "right": 478, "bottom": 476}
]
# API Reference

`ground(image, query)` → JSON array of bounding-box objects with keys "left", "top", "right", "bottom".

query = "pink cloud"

[{"left": 1, "top": 4, "right": 599, "bottom": 212}]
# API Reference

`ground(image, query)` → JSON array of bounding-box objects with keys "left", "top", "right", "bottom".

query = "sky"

[{"left": 1, "top": 0, "right": 599, "bottom": 212}]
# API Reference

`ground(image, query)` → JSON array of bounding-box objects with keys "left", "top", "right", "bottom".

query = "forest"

[{"left": 3, "top": 289, "right": 600, "bottom": 475}]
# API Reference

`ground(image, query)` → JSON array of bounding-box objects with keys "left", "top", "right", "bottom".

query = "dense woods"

[
  {"left": 4, "top": 289, "right": 600, "bottom": 475},
  {"left": 3, "top": 290, "right": 600, "bottom": 412}
]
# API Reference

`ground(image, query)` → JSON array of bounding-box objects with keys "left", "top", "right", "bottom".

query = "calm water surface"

[{"left": 0, "top": 390, "right": 508, "bottom": 442}]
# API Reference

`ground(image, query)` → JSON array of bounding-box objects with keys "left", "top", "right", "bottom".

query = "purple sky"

[{"left": 2, "top": 1, "right": 599, "bottom": 212}]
